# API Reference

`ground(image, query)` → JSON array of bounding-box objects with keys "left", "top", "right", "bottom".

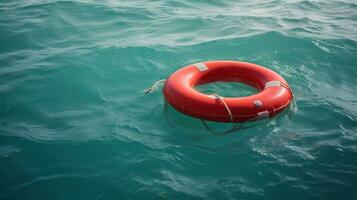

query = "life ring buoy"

[{"left": 163, "top": 61, "right": 293, "bottom": 123}]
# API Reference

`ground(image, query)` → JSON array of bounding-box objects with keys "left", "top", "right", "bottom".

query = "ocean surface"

[{"left": 1, "top": 0, "right": 357, "bottom": 199}]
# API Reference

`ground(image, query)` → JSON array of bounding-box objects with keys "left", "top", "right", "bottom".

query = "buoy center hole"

[{"left": 195, "top": 82, "right": 258, "bottom": 97}]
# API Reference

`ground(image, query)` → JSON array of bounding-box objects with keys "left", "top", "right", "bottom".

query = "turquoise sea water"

[{"left": 1, "top": 0, "right": 357, "bottom": 199}]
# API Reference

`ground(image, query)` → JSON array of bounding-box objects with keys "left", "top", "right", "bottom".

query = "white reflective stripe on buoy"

[
  {"left": 194, "top": 63, "right": 208, "bottom": 71},
  {"left": 264, "top": 80, "right": 281, "bottom": 89},
  {"left": 208, "top": 94, "right": 216, "bottom": 99}
]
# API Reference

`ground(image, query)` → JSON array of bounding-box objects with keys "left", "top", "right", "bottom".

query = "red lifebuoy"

[{"left": 163, "top": 61, "right": 293, "bottom": 123}]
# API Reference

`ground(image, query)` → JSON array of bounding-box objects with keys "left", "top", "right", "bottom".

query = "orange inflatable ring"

[{"left": 163, "top": 61, "right": 293, "bottom": 123}]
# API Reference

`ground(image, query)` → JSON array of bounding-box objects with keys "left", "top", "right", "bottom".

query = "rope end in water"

[{"left": 144, "top": 79, "right": 166, "bottom": 95}]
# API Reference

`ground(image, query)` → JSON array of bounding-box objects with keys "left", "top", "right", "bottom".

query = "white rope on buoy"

[
  {"left": 212, "top": 93, "right": 234, "bottom": 123},
  {"left": 200, "top": 93, "right": 242, "bottom": 135},
  {"left": 144, "top": 79, "right": 166, "bottom": 94},
  {"left": 145, "top": 82, "right": 293, "bottom": 135}
]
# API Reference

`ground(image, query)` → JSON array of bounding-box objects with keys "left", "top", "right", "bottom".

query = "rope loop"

[
  {"left": 199, "top": 93, "right": 240, "bottom": 135},
  {"left": 200, "top": 120, "right": 245, "bottom": 136},
  {"left": 212, "top": 93, "right": 233, "bottom": 123}
]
